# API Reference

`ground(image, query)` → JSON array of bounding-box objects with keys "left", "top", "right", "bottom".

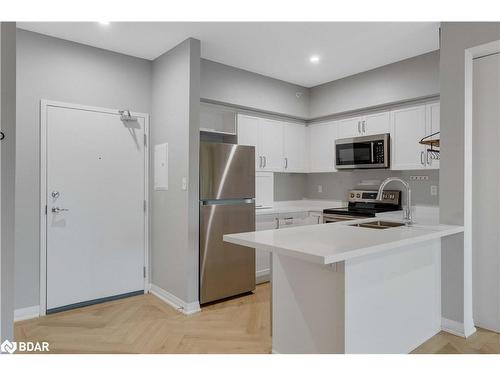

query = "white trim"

[
  {"left": 441, "top": 318, "right": 467, "bottom": 338},
  {"left": 149, "top": 284, "right": 201, "bottom": 315},
  {"left": 271, "top": 349, "right": 280, "bottom": 354},
  {"left": 256, "top": 269, "right": 270, "bottom": 284},
  {"left": 39, "top": 100, "right": 150, "bottom": 315},
  {"left": 463, "top": 40, "right": 500, "bottom": 338},
  {"left": 14, "top": 306, "right": 40, "bottom": 322}
]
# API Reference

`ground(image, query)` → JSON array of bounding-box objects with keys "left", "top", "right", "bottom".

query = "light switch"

[{"left": 154, "top": 143, "right": 168, "bottom": 191}]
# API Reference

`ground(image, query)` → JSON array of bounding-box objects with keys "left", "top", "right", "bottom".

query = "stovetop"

[{"left": 323, "top": 189, "right": 402, "bottom": 217}]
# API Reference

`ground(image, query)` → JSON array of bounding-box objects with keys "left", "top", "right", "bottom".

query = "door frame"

[
  {"left": 39, "top": 100, "right": 150, "bottom": 315},
  {"left": 463, "top": 39, "right": 500, "bottom": 336}
]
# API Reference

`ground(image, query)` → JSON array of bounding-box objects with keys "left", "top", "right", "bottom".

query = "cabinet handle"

[
  {"left": 285, "top": 157, "right": 288, "bottom": 169},
  {"left": 259, "top": 156, "right": 262, "bottom": 169},
  {"left": 0, "top": 131, "right": 5, "bottom": 141},
  {"left": 427, "top": 151, "right": 431, "bottom": 166},
  {"left": 362, "top": 120, "right": 366, "bottom": 133},
  {"left": 263, "top": 156, "right": 267, "bottom": 168},
  {"left": 420, "top": 151, "right": 425, "bottom": 165},
  {"left": 357, "top": 121, "right": 361, "bottom": 134},
  {"left": 275, "top": 217, "right": 280, "bottom": 229}
]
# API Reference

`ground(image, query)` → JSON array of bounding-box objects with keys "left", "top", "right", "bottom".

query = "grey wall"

[
  {"left": 1, "top": 22, "right": 16, "bottom": 341},
  {"left": 275, "top": 170, "right": 439, "bottom": 206},
  {"left": 439, "top": 23, "right": 500, "bottom": 324},
  {"left": 151, "top": 38, "right": 200, "bottom": 304},
  {"left": 201, "top": 59, "right": 310, "bottom": 119},
  {"left": 309, "top": 51, "right": 440, "bottom": 119},
  {"left": 15, "top": 30, "right": 152, "bottom": 310}
]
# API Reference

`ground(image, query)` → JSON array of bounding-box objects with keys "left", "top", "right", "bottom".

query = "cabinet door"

[
  {"left": 255, "top": 172, "right": 274, "bottom": 208},
  {"left": 255, "top": 214, "right": 277, "bottom": 284},
  {"left": 363, "top": 112, "right": 390, "bottom": 136},
  {"left": 283, "top": 122, "right": 307, "bottom": 172},
  {"left": 337, "top": 116, "right": 363, "bottom": 139},
  {"left": 200, "top": 104, "right": 236, "bottom": 134},
  {"left": 259, "top": 119, "right": 284, "bottom": 172},
  {"left": 237, "top": 114, "right": 261, "bottom": 170},
  {"left": 391, "top": 106, "right": 427, "bottom": 170},
  {"left": 425, "top": 102, "right": 440, "bottom": 169},
  {"left": 308, "top": 122, "right": 337, "bottom": 172}
]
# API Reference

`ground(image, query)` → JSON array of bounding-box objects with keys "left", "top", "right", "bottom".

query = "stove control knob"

[
  {"left": 356, "top": 193, "right": 361, "bottom": 198},
  {"left": 350, "top": 193, "right": 355, "bottom": 198}
]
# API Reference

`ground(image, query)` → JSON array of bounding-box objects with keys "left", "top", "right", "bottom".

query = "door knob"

[{"left": 52, "top": 207, "right": 69, "bottom": 213}]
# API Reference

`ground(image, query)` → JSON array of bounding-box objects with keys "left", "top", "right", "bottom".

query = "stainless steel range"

[{"left": 323, "top": 189, "right": 401, "bottom": 223}]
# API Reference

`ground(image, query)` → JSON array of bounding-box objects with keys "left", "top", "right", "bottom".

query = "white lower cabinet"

[
  {"left": 255, "top": 171, "right": 274, "bottom": 208},
  {"left": 255, "top": 214, "right": 279, "bottom": 284}
]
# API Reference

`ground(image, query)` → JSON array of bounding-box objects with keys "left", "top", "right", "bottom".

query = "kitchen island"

[{"left": 224, "top": 216, "right": 463, "bottom": 354}]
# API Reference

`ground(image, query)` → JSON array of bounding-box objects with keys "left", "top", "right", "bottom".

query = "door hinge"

[{"left": 143, "top": 266, "right": 146, "bottom": 278}]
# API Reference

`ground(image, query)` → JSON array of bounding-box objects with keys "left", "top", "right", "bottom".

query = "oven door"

[{"left": 335, "top": 134, "right": 389, "bottom": 169}]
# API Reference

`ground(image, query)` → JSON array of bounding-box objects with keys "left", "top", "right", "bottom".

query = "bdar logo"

[{"left": 1, "top": 340, "right": 17, "bottom": 354}]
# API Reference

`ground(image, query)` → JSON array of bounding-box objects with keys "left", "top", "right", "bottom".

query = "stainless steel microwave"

[{"left": 335, "top": 133, "right": 390, "bottom": 169}]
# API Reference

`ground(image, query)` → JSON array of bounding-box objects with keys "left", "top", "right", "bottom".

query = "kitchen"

[{"left": 3, "top": 20, "right": 500, "bottom": 359}]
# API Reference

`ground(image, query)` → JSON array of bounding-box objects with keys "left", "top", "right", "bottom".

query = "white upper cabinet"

[
  {"left": 259, "top": 119, "right": 284, "bottom": 172},
  {"left": 237, "top": 114, "right": 262, "bottom": 170},
  {"left": 283, "top": 122, "right": 308, "bottom": 172},
  {"left": 363, "top": 112, "right": 391, "bottom": 136},
  {"left": 238, "top": 114, "right": 307, "bottom": 173},
  {"left": 337, "top": 112, "right": 390, "bottom": 139},
  {"left": 390, "top": 105, "right": 427, "bottom": 170},
  {"left": 308, "top": 121, "right": 337, "bottom": 172},
  {"left": 425, "top": 102, "right": 440, "bottom": 169},
  {"left": 200, "top": 103, "right": 237, "bottom": 134},
  {"left": 337, "top": 116, "right": 363, "bottom": 139}
]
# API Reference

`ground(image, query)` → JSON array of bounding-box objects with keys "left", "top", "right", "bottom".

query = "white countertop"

[
  {"left": 224, "top": 215, "right": 462, "bottom": 265},
  {"left": 256, "top": 199, "right": 344, "bottom": 215}
]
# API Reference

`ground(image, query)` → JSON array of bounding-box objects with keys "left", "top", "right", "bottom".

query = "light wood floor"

[{"left": 15, "top": 282, "right": 500, "bottom": 354}]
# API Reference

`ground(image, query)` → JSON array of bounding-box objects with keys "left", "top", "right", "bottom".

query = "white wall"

[
  {"left": 151, "top": 38, "right": 200, "bottom": 304},
  {"left": 0, "top": 22, "right": 16, "bottom": 341},
  {"left": 309, "top": 51, "right": 440, "bottom": 119},
  {"left": 439, "top": 22, "right": 500, "bottom": 325},
  {"left": 15, "top": 30, "right": 152, "bottom": 310},
  {"left": 201, "top": 59, "right": 310, "bottom": 119}
]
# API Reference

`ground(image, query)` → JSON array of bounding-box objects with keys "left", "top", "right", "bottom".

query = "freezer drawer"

[
  {"left": 200, "top": 142, "right": 255, "bottom": 200},
  {"left": 200, "top": 200, "right": 256, "bottom": 304}
]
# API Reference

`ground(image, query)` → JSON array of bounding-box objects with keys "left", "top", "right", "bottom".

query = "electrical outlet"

[
  {"left": 318, "top": 185, "right": 323, "bottom": 193},
  {"left": 430, "top": 185, "right": 438, "bottom": 196},
  {"left": 410, "top": 175, "right": 429, "bottom": 181}
]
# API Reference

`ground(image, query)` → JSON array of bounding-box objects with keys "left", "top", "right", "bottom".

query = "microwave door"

[{"left": 336, "top": 142, "right": 372, "bottom": 168}]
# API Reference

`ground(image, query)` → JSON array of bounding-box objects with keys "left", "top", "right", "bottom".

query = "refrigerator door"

[
  {"left": 200, "top": 142, "right": 255, "bottom": 200},
  {"left": 200, "top": 200, "right": 256, "bottom": 304}
]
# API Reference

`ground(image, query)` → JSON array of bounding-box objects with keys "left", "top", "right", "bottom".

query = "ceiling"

[{"left": 17, "top": 22, "right": 440, "bottom": 87}]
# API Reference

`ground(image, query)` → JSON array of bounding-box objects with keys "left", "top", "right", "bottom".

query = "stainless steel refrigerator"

[{"left": 199, "top": 142, "right": 256, "bottom": 304}]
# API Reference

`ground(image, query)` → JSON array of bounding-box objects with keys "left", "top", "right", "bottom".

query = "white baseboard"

[
  {"left": 441, "top": 317, "right": 467, "bottom": 337},
  {"left": 256, "top": 269, "right": 270, "bottom": 284},
  {"left": 271, "top": 349, "right": 280, "bottom": 354},
  {"left": 14, "top": 305, "right": 40, "bottom": 322},
  {"left": 149, "top": 284, "right": 201, "bottom": 315}
]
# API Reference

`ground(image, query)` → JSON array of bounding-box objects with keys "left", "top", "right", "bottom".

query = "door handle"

[{"left": 52, "top": 207, "right": 69, "bottom": 213}]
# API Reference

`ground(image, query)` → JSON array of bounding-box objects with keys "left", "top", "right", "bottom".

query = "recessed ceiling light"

[
  {"left": 98, "top": 21, "right": 110, "bottom": 26},
  {"left": 309, "top": 55, "right": 320, "bottom": 64}
]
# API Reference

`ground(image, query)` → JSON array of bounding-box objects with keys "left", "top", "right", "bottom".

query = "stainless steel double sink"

[{"left": 349, "top": 220, "right": 406, "bottom": 230}]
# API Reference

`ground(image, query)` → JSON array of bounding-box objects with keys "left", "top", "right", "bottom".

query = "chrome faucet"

[{"left": 377, "top": 177, "right": 412, "bottom": 225}]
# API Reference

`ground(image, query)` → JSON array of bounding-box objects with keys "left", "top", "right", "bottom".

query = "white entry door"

[{"left": 43, "top": 102, "right": 148, "bottom": 312}]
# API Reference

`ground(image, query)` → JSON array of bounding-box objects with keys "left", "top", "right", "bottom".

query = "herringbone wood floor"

[
  {"left": 15, "top": 284, "right": 271, "bottom": 354},
  {"left": 15, "top": 282, "right": 500, "bottom": 354}
]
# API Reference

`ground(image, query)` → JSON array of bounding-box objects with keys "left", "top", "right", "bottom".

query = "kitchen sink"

[{"left": 349, "top": 220, "right": 406, "bottom": 230}]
